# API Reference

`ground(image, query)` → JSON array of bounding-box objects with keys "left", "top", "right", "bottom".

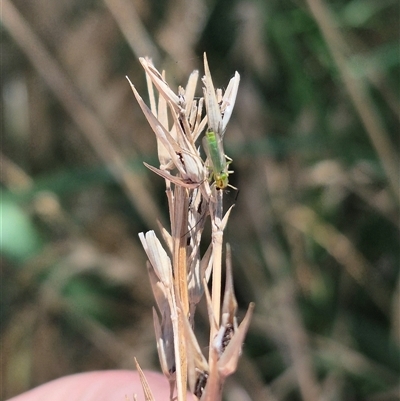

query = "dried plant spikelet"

[
  {"left": 188, "top": 101, "right": 203, "bottom": 142},
  {"left": 216, "top": 302, "right": 254, "bottom": 379},
  {"left": 179, "top": 150, "right": 204, "bottom": 186},
  {"left": 134, "top": 358, "right": 156, "bottom": 401},
  {"left": 126, "top": 77, "right": 172, "bottom": 169},
  {"left": 139, "top": 57, "right": 181, "bottom": 112},
  {"left": 128, "top": 80, "right": 173, "bottom": 158},
  {"left": 202, "top": 53, "right": 222, "bottom": 134},
  {"left": 128, "top": 80, "right": 204, "bottom": 187},
  {"left": 129, "top": 79, "right": 205, "bottom": 186},
  {"left": 165, "top": 99, "right": 202, "bottom": 166},
  {"left": 139, "top": 231, "right": 172, "bottom": 287},
  {"left": 192, "top": 98, "right": 207, "bottom": 143},
  {"left": 152, "top": 307, "right": 176, "bottom": 399},
  {"left": 209, "top": 245, "right": 254, "bottom": 378},
  {"left": 184, "top": 70, "right": 199, "bottom": 115},
  {"left": 157, "top": 220, "right": 173, "bottom": 255},
  {"left": 201, "top": 343, "right": 222, "bottom": 401},
  {"left": 220, "top": 72, "right": 240, "bottom": 135},
  {"left": 213, "top": 244, "right": 238, "bottom": 359},
  {"left": 180, "top": 310, "right": 209, "bottom": 398},
  {"left": 143, "top": 162, "right": 202, "bottom": 189},
  {"left": 208, "top": 203, "right": 235, "bottom": 237},
  {"left": 188, "top": 101, "right": 198, "bottom": 130},
  {"left": 157, "top": 70, "right": 169, "bottom": 126},
  {"left": 155, "top": 72, "right": 171, "bottom": 167},
  {"left": 153, "top": 307, "right": 170, "bottom": 377},
  {"left": 127, "top": 81, "right": 181, "bottom": 170},
  {"left": 220, "top": 205, "right": 235, "bottom": 230},
  {"left": 202, "top": 53, "right": 240, "bottom": 137},
  {"left": 147, "top": 261, "right": 176, "bottom": 383},
  {"left": 144, "top": 60, "right": 157, "bottom": 117},
  {"left": 175, "top": 87, "right": 194, "bottom": 142}
]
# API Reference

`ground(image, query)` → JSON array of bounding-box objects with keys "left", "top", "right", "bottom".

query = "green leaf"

[{"left": 1, "top": 198, "right": 43, "bottom": 263}]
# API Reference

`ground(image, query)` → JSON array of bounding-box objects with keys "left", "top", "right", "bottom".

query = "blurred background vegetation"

[{"left": 2, "top": 0, "right": 399, "bottom": 400}]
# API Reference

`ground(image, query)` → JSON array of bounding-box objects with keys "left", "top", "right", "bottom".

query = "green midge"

[{"left": 203, "top": 130, "right": 230, "bottom": 189}]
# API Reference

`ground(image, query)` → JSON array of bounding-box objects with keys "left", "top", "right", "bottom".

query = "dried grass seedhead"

[
  {"left": 129, "top": 53, "right": 252, "bottom": 401},
  {"left": 127, "top": 78, "right": 205, "bottom": 189}
]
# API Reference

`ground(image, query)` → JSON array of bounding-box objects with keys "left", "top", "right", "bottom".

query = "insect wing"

[{"left": 203, "top": 130, "right": 227, "bottom": 176}]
